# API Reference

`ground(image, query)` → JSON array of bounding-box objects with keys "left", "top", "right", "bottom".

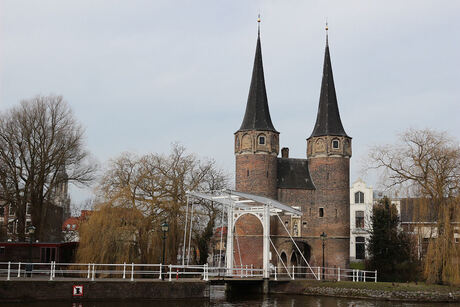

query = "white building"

[
  {"left": 349, "top": 179, "right": 401, "bottom": 262},
  {"left": 349, "top": 178, "right": 373, "bottom": 261}
]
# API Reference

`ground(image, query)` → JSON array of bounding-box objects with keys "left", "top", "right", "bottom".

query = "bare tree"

[
  {"left": 0, "top": 95, "right": 96, "bottom": 241},
  {"left": 77, "top": 144, "right": 228, "bottom": 264},
  {"left": 368, "top": 128, "right": 460, "bottom": 202},
  {"left": 368, "top": 128, "right": 460, "bottom": 285}
]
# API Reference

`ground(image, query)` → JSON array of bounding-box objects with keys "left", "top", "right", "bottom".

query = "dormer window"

[
  {"left": 332, "top": 139, "right": 339, "bottom": 149},
  {"left": 258, "top": 135, "right": 265, "bottom": 145}
]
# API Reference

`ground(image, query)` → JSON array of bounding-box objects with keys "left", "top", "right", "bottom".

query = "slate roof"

[
  {"left": 238, "top": 33, "right": 277, "bottom": 133},
  {"left": 277, "top": 158, "right": 316, "bottom": 190},
  {"left": 310, "top": 35, "right": 348, "bottom": 138},
  {"left": 399, "top": 198, "right": 438, "bottom": 223}
]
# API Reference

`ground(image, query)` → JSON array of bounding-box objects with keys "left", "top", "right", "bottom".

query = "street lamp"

[
  {"left": 320, "top": 232, "right": 327, "bottom": 280},
  {"left": 161, "top": 221, "right": 169, "bottom": 280},
  {"left": 27, "top": 225, "right": 36, "bottom": 277}
]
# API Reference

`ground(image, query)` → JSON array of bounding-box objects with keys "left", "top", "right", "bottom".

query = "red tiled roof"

[
  {"left": 62, "top": 217, "right": 79, "bottom": 231},
  {"left": 62, "top": 210, "right": 93, "bottom": 231}
]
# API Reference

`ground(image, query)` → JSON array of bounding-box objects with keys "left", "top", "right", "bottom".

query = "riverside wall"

[
  {"left": 269, "top": 280, "right": 460, "bottom": 303},
  {"left": 0, "top": 279, "right": 209, "bottom": 302}
]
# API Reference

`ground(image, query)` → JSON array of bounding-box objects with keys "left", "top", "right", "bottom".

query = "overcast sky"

[{"left": 1, "top": 1, "right": 459, "bottom": 206}]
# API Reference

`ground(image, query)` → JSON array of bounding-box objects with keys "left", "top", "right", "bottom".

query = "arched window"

[
  {"left": 280, "top": 252, "right": 287, "bottom": 271},
  {"left": 258, "top": 134, "right": 266, "bottom": 145},
  {"left": 290, "top": 252, "right": 298, "bottom": 267},
  {"left": 355, "top": 191, "right": 364, "bottom": 203},
  {"left": 332, "top": 139, "right": 340, "bottom": 149},
  {"left": 356, "top": 237, "right": 365, "bottom": 260}
]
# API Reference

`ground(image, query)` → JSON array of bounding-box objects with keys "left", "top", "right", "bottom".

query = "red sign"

[{"left": 72, "top": 285, "right": 84, "bottom": 296}]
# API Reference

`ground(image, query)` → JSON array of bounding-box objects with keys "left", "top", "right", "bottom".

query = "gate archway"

[
  {"left": 185, "top": 189, "right": 317, "bottom": 279},
  {"left": 233, "top": 213, "right": 263, "bottom": 268}
]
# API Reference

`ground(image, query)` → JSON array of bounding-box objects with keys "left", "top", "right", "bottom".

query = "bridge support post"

[
  {"left": 226, "top": 204, "right": 234, "bottom": 276},
  {"left": 263, "top": 279, "right": 269, "bottom": 294},
  {"left": 262, "top": 204, "right": 270, "bottom": 279}
]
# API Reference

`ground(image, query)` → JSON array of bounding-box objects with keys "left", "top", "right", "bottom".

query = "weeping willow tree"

[
  {"left": 76, "top": 144, "right": 228, "bottom": 265},
  {"left": 424, "top": 197, "right": 460, "bottom": 285},
  {"left": 76, "top": 204, "right": 156, "bottom": 263},
  {"left": 369, "top": 128, "right": 460, "bottom": 285}
]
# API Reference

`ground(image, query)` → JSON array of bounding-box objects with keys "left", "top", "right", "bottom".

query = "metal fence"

[
  {"left": 271, "top": 265, "right": 377, "bottom": 282},
  {"left": 0, "top": 262, "right": 209, "bottom": 281},
  {"left": 0, "top": 262, "right": 376, "bottom": 282}
]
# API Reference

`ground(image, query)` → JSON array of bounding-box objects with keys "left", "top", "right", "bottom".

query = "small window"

[
  {"left": 8, "top": 206, "right": 14, "bottom": 216},
  {"left": 247, "top": 169, "right": 249, "bottom": 177},
  {"left": 259, "top": 136, "right": 265, "bottom": 145},
  {"left": 0, "top": 206, "right": 4, "bottom": 217},
  {"left": 355, "top": 211, "right": 364, "bottom": 228},
  {"left": 332, "top": 140, "right": 339, "bottom": 149},
  {"left": 0, "top": 246, "right": 5, "bottom": 255},
  {"left": 284, "top": 220, "right": 289, "bottom": 226},
  {"left": 319, "top": 208, "right": 324, "bottom": 218},
  {"left": 302, "top": 221, "right": 307, "bottom": 227},
  {"left": 309, "top": 208, "right": 312, "bottom": 216},
  {"left": 66, "top": 224, "right": 71, "bottom": 229},
  {"left": 26, "top": 204, "right": 31, "bottom": 215},
  {"left": 335, "top": 208, "right": 338, "bottom": 218},
  {"left": 355, "top": 191, "right": 364, "bottom": 204}
]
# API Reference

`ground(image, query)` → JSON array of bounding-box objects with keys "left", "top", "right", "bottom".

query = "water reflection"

[{"left": 1, "top": 286, "right": 459, "bottom": 307}]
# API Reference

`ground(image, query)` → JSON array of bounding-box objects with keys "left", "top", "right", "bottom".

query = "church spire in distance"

[
  {"left": 310, "top": 23, "right": 348, "bottom": 138},
  {"left": 238, "top": 15, "right": 277, "bottom": 132}
]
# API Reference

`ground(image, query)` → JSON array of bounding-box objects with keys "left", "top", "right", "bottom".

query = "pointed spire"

[
  {"left": 257, "top": 14, "right": 261, "bottom": 36},
  {"left": 56, "top": 163, "right": 68, "bottom": 180},
  {"left": 310, "top": 25, "right": 348, "bottom": 138},
  {"left": 238, "top": 16, "right": 277, "bottom": 132}
]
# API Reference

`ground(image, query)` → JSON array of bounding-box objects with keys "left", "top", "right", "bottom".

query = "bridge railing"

[
  {"left": 271, "top": 265, "right": 377, "bottom": 282},
  {"left": 207, "top": 265, "right": 264, "bottom": 278},
  {"left": 0, "top": 262, "right": 210, "bottom": 281},
  {"left": 1, "top": 262, "right": 376, "bottom": 282}
]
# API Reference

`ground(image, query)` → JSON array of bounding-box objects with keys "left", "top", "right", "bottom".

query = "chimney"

[{"left": 281, "top": 147, "right": 289, "bottom": 158}]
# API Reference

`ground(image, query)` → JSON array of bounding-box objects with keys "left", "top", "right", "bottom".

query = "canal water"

[{"left": 2, "top": 285, "right": 459, "bottom": 306}]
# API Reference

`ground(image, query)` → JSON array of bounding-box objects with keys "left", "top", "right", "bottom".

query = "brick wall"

[
  {"left": 235, "top": 154, "right": 278, "bottom": 199},
  {"left": 308, "top": 156, "right": 350, "bottom": 268}
]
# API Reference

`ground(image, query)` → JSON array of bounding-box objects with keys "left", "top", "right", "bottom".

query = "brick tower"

[
  {"left": 234, "top": 26, "right": 279, "bottom": 199},
  {"left": 234, "top": 23, "right": 279, "bottom": 267},
  {"left": 306, "top": 28, "right": 352, "bottom": 269}
]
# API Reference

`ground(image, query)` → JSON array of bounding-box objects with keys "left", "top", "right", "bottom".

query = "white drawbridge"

[{"left": 183, "top": 189, "right": 317, "bottom": 279}]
